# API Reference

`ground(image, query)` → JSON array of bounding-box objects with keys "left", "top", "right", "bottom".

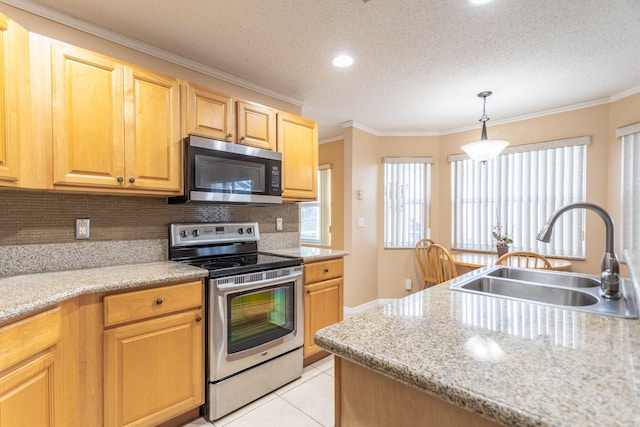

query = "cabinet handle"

[
  {"left": 226, "top": 133, "right": 233, "bottom": 139},
  {"left": 240, "top": 136, "right": 246, "bottom": 141},
  {"left": 156, "top": 298, "right": 163, "bottom": 305},
  {"left": 117, "top": 177, "right": 124, "bottom": 183},
  {"left": 196, "top": 316, "right": 202, "bottom": 322},
  {"left": 324, "top": 268, "right": 329, "bottom": 273},
  {"left": 306, "top": 290, "right": 310, "bottom": 294},
  {"left": 129, "top": 177, "right": 135, "bottom": 184}
]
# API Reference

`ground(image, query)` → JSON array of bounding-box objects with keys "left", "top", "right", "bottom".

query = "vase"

[{"left": 496, "top": 245, "right": 509, "bottom": 257}]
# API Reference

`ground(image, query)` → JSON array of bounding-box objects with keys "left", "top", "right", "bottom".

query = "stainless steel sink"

[
  {"left": 449, "top": 266, "right": 639, "bottom": 318},
  {"left": 485, "top": 268, "right": 600, "bottom": 288}
]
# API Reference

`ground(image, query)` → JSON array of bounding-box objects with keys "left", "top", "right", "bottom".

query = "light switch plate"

[
  {"left": 358, "top": 217, "right": 365, "bottom": 228},
  {"left": 75, "top": 218, "right": 90, "bottom": 239},
  {"left": 276, "top": 217, "right": 283, "bottom": 231}
]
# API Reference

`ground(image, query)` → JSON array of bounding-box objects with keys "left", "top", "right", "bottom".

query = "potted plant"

[{"left": 492, "top": 213, "right": 513, "bottom": 257}]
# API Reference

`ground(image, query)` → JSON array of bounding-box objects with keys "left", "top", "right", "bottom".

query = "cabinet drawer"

[
  {"left": 0, "top": 307, "right": 61, "bottom": 371},
  {"left": 304, "top": 258, "right": 343, "bottom": 284},
  {"left": 104, "top": 281, "right": 203, "bottom": 327}
]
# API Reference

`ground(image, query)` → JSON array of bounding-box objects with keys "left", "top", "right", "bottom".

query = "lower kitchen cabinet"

[
  {"left": 0, "top": 308, "right": 64, "bottom": 426},
  {"left": 303, "top": 258, "right": 344, "bottom": 366},
  {"left": 103, "top": 281, "right": 204, "bottom": 427}
]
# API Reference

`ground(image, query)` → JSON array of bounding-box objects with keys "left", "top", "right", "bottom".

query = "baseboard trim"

[{"left": 344, "top": 299, "right": 398, "bottom": 318}]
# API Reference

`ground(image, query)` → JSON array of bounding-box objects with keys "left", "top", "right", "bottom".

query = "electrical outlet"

[
  {"left": 358, "top": 217, "right": 365, "bottom": 228},
  {"left": 75, "top": 218, "right": 90, "bottom": 239},
  {"left": 405, "top": 278, "right": 412, "bottom": 291},
  {"left": 276, "top": 217, "right": 283, "bottom": 231}
]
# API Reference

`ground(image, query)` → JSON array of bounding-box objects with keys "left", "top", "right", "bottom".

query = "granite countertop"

[
  {"left": 0, "top": 261, "right": 208, "bottom": 325},
  {"left": 263, "top": 247, "right": 349, "bottom": 263},
  {"left": 316, "top": 259, "right": 640, "bottom": 426}
]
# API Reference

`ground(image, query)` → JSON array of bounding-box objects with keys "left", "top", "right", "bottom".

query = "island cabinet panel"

[
  {"left": 337, "top": 358, "right": 501, "bottom": 427},
  {"left": 186, "top": 83, "right": 235, "bottom": 142},
  {"left": 236, "top": 100, "right": 277, "bottom": 150},
  {"left": 0, "top": 13, "right": 27, "bottom": 187},
  {"left": 303, "top": 258, "right": 343, "bottom": 365},
  {"left": 0, "top": 308, "right": 65, "bottom": 427},
  {"left": 103, "top": 280, "right": 204, "bottom": 427},
  {"left": 50, "top": 42, "right": 182, "bottom": 195},
  {"left": 277, "top": 112, "right": 318, "bottom": 201}
]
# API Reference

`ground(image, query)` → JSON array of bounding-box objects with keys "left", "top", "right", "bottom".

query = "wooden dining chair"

[
  {"left": 495, "top": 251, "right": 553, "bottom": 269},
  {"left": 414, "top": 238, "right": 436, "bottom": 289},
  {"left": 426, "top": 244, "right": 458, "bottom": 285}
]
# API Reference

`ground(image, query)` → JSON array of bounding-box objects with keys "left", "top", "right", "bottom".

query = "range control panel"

[{"left": 170, "top": 222, "right": 260, "bottom": 246}]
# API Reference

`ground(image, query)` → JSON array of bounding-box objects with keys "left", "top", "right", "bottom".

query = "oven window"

[
  {"left": 195, "top": 154, "right": 266, "bottom": 193},
  {"left": 227, "top": 282, "right": 295, "bottom": 354}
]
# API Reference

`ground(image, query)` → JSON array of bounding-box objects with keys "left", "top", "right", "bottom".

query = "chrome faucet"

[{"left": 537, "top": 202, "right": 621, "bottom": 299}]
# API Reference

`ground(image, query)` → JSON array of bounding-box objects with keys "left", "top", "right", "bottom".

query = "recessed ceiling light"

[
  {"left": 332, "top": 54, "right": 354, "bottom": 68},
  {"left": 470, "top": 0, "right": 492, "bottom": 4}
]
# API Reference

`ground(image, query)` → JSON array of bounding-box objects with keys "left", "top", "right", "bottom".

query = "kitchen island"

[{"left": 315, "top": 252, "right": 640, "bottom": 427}]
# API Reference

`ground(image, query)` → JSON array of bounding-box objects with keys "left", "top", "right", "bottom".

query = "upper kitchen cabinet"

[
  {"left": 51, "top": 43, "right": 182, "bottom": 195},
  {"left": 0, "top": 13, "right": 28, "bottom": 187},
  {"left": 236, "top": 100, "right": 277, "bottom": 150},
  {"left": 185, "top": 83, "right": 235, "bottom": 142},
  {"left": 277, "top": 112, "right": 318, "bottom": 201}
]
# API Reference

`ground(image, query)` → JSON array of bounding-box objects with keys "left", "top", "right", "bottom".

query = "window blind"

[
  {"left": 383, "top": 158, "right": 432, "bottom": 248},
  {"left": 619, "top": 125, "right": 640, "bottom": 252},
  {"left": 451, "top": 138, "right": 588, "bottom": 257}
]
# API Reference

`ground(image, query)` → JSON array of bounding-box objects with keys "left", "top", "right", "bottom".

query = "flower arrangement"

[{"left": 492, "top": 211, "right": 512, "bottom": 255}]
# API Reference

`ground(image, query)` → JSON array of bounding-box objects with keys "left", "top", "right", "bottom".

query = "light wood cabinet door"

[
  {"left": 277, "top": 112, "right": 318, "bottom": 201},
  {"left": 236, "top": 101, "right": 277, "bottom": 150},
  {"left": 51, "top": 43, "right": 125, "bottom": 188},
  {"left": 0, "top": 13, "right": 26, "bottom": 187},
  {"left": 0, "top": 308, "right": 64, "bottom": 427},
  {"left": 304, "top": 277, "right": 343, "bottom": 358},
  {"left": 103, "top": 309, "right": 204, "bottom": 427},
  {"left": 123, "top": 66, "right": 182, "bottom": 192},
  {"left": 186, "top": 83, "right": 234, "bottom": 141}
]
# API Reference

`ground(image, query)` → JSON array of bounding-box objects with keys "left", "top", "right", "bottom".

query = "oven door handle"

[{"left": 216, "top": 271, "right": 303, "bottom": 292}]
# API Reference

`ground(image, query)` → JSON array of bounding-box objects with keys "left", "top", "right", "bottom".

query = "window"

[
  {"left": 301, "top": 165, "right": 331, "bottom": 245},
  {"left": 449, "top": 137, "right": 589, "bottom": 258},
  {"left": 383, "top": 158, "right": 432, "bottom": 248},
  {"left": 618, "top": 123, "right": 640, "bottom": 252}
]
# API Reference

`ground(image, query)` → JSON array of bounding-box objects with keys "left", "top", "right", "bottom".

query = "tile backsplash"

[{"left": 0, "top": 190, "right": 300, "bottom": 275}]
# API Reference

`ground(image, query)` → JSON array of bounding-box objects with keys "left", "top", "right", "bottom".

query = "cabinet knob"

[
  {"left": 226, "top": 133, "right": 233, "bottom": 139},
  {"left": 324, "top": 268, "right": 329, "bottom": 273},
  {"left": 240, "top": 136, "right": 246, "bottom": 141},
  {"left": 156, "top": 298, "right": 163, "bottom": 305},
  {"left": 196, "top": 316, "right": 202, "bottom": 322},
  {"left": 117, "top": 177, "right": 124, "bottom": 183},
  {"left": 306, "top": 290, "right": 310, "bottom": 294},
  {"left": 129, "top": 177, "right": 135, "bottom": 184}
]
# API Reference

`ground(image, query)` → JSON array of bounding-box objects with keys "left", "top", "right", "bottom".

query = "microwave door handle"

[{"left": 215, "top": 270, "right": 303, "bottom": 292}]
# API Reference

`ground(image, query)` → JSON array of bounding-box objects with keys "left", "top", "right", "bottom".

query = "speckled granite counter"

[
  {"left": 315, "top": 263, "right": 640, "bottom": 426},
  {"left": 262, "top": 247, "right": 349, "bottom": 262},
  {"left": 0, "top": 261, "right": 208, "bottom": 324}
]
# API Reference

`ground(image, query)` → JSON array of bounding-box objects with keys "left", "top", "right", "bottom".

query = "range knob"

[
  {"left": 238, "top": 228, "right": 244, "bottom": 235},
  {"left": 246, "top": 227, "right": 253, "bottom": 235},
  {"left": 192, "top": 229, "right": 200, "bottom": 237},
  {"left": 180, "top": 230, "right": 188, "bottom": 238}
]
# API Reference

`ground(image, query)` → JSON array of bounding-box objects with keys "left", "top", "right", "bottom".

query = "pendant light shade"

[{"left": 461, "top": 91, "right": 509, "bottom": 162}]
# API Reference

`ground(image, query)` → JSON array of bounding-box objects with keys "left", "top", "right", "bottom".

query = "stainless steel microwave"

[{"left": 168, "top": 135, "right": 282, "bottom": 204}]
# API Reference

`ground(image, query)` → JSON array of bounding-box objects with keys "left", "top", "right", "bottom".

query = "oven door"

[
  {"left": 188, "top": 135, "right": 282, "bottom": 204},
  {"left": 208, "top": 267, "right": 303, "bottom": 381}
]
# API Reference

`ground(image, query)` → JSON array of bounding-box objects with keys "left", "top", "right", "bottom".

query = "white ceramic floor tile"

[
  {"left": 182, "top": 417, "right": 209, "bottom": 426},
  {"left": 309, "top": 355, "right": 334, "bottom": 372},
  {"left": 280, "top": 372, "right": 335, "bottom": 427},
  {"left": 223, "top": 397, "right": 321, "bottom": 427},
  {"left": 325, "top": 367, "right": 334, "bottom": 377},
  {"left": 212, "top": 392, "right": 277, "bottom": 426}
]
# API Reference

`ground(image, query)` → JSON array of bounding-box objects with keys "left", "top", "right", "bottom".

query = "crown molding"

[
  {"left": 319, "top": 135, "right": 344, "bottom": 144},
  {"left": 1, "top": 0, "right": 303, "bottom": 107}
]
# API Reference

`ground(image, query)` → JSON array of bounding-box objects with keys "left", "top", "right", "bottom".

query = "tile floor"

[{"left": 183, "top": 355, "right": 335, "bottom": 427}]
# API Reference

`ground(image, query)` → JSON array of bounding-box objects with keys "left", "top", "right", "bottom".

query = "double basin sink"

[{"left": 449, "top": 266, "right": 639, "bottom": 318}]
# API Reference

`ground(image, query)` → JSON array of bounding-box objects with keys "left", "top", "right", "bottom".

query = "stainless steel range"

[{"left": 168, "top": 222, "right": 304, "bottom": 421}]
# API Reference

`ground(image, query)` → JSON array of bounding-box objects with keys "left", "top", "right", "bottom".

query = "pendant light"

[{"left": 461, "top": 91, "right": 509, "bottom": 163}]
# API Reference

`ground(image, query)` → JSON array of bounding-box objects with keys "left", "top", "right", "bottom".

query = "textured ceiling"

[{"left": 7, "top": 0, "right": 640, "bottom": 140}]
